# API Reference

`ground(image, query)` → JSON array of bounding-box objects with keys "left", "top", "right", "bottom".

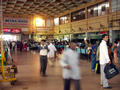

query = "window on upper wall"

[
  {"left": 88, "top": 6, "right": 96, "bottom": 18},
  {"left": 71, "top": 9, "right": 85, "bottom": 22},
  {"left": 54, "top": 18, "right": 59, "bottom": 26},
  {"left": 98, "top": 2, "right": 109, "bottom": 16},
  {"left": 60, "top": 16, "right": 65, "bottom": 24},
  {"left": 59, "top": 14, "right": 70, "bottom": 25},
  {"left": 46, "top": 19, "right": 50, "bottom": 27},
  {"left": 64, "top": 14, "right": 70, "bottom": 24},
  {"left": 112, "top": 0, "right": 120, "bottom": 12},
  {"left": 88, "top": 1, "right": 109, "bottom": 18}
]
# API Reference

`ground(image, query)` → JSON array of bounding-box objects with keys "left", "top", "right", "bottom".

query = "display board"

[
  {"left": 21, "top": 28, "right": 28, "bottom": 32},
  {"left": 36, "top": 27, "right": 49, "bottom": 31},
  {"left": 4, "top": 17, "right": 29, "bottom": 27},
  {"left": 3, "top": 28, "right": 21, "bottom": 34}
]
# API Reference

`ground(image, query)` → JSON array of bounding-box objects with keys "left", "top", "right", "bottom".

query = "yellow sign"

[{"left": 104, "top": 28, "right": 107, "bottom": 31}]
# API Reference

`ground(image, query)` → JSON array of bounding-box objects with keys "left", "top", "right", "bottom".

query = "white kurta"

[
  {"left": 48, "top": 43, "right": 57, "bottom": 58},
  {"left": 60, "top": 49, "right": 81, "bottom": 80},
  {"left": 99, "top": 40, "right": 110, "bottom": 65}
]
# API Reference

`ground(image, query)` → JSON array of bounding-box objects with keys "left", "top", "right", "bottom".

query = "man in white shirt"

[
  {"left": 99, "top": 34, "right": 112, "bottom": 89},
  {"left": 60, "top": 40, "right": 81, "bottom": 90},
  {"left": 38, "top": 40, "right": 49, "bottom": 76},
  {"left": 48, "top": 41, "right": 57, "bottom": 66}
]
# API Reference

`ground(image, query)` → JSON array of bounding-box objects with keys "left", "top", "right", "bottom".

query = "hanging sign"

[{"left": 4, "top": 17, "right": 29, "bottom": 27}]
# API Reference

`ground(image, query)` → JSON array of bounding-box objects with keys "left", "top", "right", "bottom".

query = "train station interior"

[{"left": 0, "top": 0, "right": 120, "bottom": 90}]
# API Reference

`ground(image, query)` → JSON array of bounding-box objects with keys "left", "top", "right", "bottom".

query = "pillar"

[
  {"left": 85, "top": 32, "right": 90, "bottom": 40},
  {"left": 109, "top": 30, "right": 116, "bottom": 43}
]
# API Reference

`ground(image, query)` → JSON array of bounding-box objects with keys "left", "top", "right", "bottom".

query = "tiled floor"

[{"left": 0, "top": 51, "right": 120, "bottom": 90}]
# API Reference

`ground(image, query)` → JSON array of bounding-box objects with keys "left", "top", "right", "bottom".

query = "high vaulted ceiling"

[{"left": 2, "top": 0, "right": 92, "bottom": 17}]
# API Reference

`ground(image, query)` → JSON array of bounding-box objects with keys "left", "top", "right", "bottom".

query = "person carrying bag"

[{"left": 104, "top": 63, "right": 119, "bottom": 79}]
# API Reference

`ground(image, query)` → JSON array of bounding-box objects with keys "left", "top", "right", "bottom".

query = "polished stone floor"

[{"left": 0, "top": 51, "right": 120, "bottom": 90}]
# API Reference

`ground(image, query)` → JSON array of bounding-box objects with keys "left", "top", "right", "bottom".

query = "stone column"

[
  {"left": 109, "top": 30, "right": 116, "bottom": 43},
  {"left": 85, "top": 32, "right": 90, "bottom": 40}
]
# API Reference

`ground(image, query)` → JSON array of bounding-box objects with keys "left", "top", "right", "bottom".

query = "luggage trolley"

[
  {"left": 0, "top": 38, "right": 17, "bottom": 85},
  {"left": 0, "top": 0, "right": 17, "bottom": 85}
]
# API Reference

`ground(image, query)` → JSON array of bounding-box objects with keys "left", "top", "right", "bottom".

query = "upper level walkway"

[{"left": 0, "top": 51, "right": 120, "bottom": 90}]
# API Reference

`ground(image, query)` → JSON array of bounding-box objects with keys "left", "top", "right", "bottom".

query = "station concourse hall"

[
  {"left": 0, "top": 0, "right": 120, "bottom": 90},
  {"left": 0, "top": 51, "right": 120, "bottom": 90}
]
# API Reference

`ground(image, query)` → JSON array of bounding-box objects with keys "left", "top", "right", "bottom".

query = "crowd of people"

[
  {"left": 37, "top": 35, "right": 120, "bottom": 90},
  {"left": 2, "top": 34, "right": 120, "bottom": 90}
]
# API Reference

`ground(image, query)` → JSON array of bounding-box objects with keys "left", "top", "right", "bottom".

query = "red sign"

[
  {"left": 3, "top": 28, "right": 21, "bottom": 33},
  {"left": 3, "top": 28, "right": 11, "bottom": 32},
  {"left": 12, "top": 29, "right": 21, "bottom": 33},
  {"left": 100, "top": 31, "right": 107, "bottom": 34}
]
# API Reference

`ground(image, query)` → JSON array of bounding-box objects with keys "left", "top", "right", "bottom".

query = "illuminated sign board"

[
  {"left": 3, "top": 28, "right": 21, "bottom": 34},
  {"left": 3, "top": 28, "right": 11, "bottom": 32},
  {"left": 12, "top": 29, "right": 21, "bottom": 33}
]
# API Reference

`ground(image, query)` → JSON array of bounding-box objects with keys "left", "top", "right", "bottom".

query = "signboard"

[
  {"left": 36, "top": 28, "right": 49, "bottom": 31},
  {"left": 3, "top": 28, "right": 21, "bottom": 34},
  {"left": 4, "top": 17, "right": 29, "bottom": 27},
  {"left": 21, "top": 28, "right": 28, "bottom": 32},
  {"left": 100, "top": 31, "right": 107, "bottom": 34},
  {"left": 3, "top": 28, "right": 11, "bottom": 32},
  {"left": 12, "top": 29, "right": 21, "bottom": 33}
]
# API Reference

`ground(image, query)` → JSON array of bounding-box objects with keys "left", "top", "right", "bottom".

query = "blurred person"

[
  {"left": 20, "top": 41, "right": 23, "bottom": 52},
  {"left": 9, "top": 41, "right": 12, "bottom": 50},
  {"left": 7, "top": 46, "right": 13, "bottom": 64},
  {"left": 99, "top": 34, "right": 112, "bottom": 89},
  {"left": 48, "top": 41, "right": 57, "bottom": 67},
  {"left": 96, "top": 42, "right": 101, "bottom": 74},
  {"left": 113, "top": 41, "right": 118, "bottom": 64},
  {"left": 117, "top": 40, "right": 120, "bottom": 64},
  {"left": 12, "top": 41, "right": 16, "bottom": 51},
  {"left": 91, "top": 41, "right": 97, "bottom": 71},
  {"left": 38, "top": 40, "right": 49, "bottom": 76},
  {"left": 116, "top": 40, "right": 120, "bottom": 71},
  {"left": 60, "top": 40, "right": 81, "bottom": 90},
  {"left": 88, "top": 43, "right": 92, "bottom": 62},
  {"left": 108, "top": 43, "right": 113, "bottom": 63},
  {"left": 24, "top": 42, "right": 27, "bottom": 51}
]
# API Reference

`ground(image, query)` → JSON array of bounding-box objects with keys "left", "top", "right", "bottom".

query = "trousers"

[
  {"left": 40, "top": 56, "right": 48, "bottom": 75},
  {"left": 64, "top": 79, "right": 81, "bottom": 90},
  {"left": 100, "top": 64, "right": 109, "bottom": 87}
]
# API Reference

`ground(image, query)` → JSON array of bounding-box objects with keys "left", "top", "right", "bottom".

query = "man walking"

[
  {"left": 39, "top": 40, "right": 49, "bottom": 76},
  {"left": 99, "top": 34, "right": 112, "bottom": 89},
  {"left": 60, "top": 40, "right": 81, "bottom": 90},
  {"left": 48, "top": 41, "right": 57, "bottom": 67}
]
